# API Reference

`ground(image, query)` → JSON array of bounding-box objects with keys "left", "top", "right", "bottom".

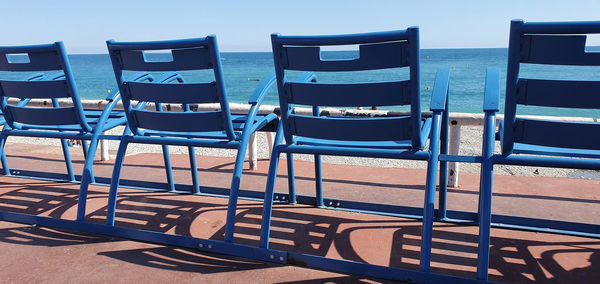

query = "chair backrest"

[
  {"left": 0, "top": 42, "right": 90, "bottom": 131},
  {"left": 106, "top": 36, "right": 235, "bottom": 139},
  {"left": 502, "top": 20, "right": 600, "bottom": 154},
  {"left": 271, "top": 28, "right": 425, "bottom": 149}
]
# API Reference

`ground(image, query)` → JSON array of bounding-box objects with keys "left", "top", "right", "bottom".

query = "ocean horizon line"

[{"left": 67, "top": 47, "right": 513, "bottom": 56}]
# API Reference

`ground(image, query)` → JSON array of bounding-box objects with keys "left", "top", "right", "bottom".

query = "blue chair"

[
  {"left": 105, "top": 36, "right": 278, "bottom": 242},
  {"left": 0, "top": 42, "right": 129, "bottom": 221},
  {"left": 478, "top": 20, "right": 600, "bottom": 281},
  {"left": 259, "top": 29, "right": 451, "bottom": 274}
]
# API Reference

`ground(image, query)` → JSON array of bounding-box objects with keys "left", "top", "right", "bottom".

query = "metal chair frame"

[
  {"left": 477, "top": 20, "right": 600, "bottom": 281},
  {"left": 0, "top": 41, "right": 131, "bottom": 221},
  {"left": 105, "top": 36, "right": 278, "bottom": 243},
  {"left": 258, "top": 28, "right": 453, "bottom": 278}
]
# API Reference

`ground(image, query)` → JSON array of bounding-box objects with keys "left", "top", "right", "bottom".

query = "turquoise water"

[{"left": 10, "top": 49, "right": 600, "bottom": 117}]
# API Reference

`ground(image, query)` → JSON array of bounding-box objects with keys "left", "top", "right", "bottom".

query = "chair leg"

[
  {"left": 224, "top": 137, "right": 252, "bottom": 243},
  {"left": 81, "top": 139, "right": 89, "bottom": 159},
  {"left": 161, "top": 145, "right": 175, "bottom": 191},
  {"left": 477, "top": 162, "right": 494, "bottom": 281},
  {"left": 314, "top": 154, "right": 324, "bottom": 207},
  {"left": 81, "top": 139, "right": 96, "bottom": 184},
  {"left": 286, "top": 153, "right": 296, "bottom": 204},
  {"left": 259, "top": 147, "right": 282, "bottom": 248},
  {"left": 0, "top": 133, "right": 11, "bottom": 176},
  {"left": 419, "top": 114, "right": 442, "bottom": 273},
  {"left": 419, "top": 154, "right": 439, "bottom": 273},
  {"left": 476, "top": 113, "right": 496, "bottom": 281},
  {"left": 188, "top": 146, "right": 200, "bottom": 193},
  {"left": 437, "top": 109, "right": 450, "bottom": 220},
  {"left": 76, "top": 136, "right": 101, "bottom": 221},
  {"left": 0, "top": 151, "right": 7, "bottom": 176},
  {"left": 106, "top": 140, "right": 129, "bottom": 226},
  {"left": 59, "top": 138, "right": 76, "bottom": 182}
]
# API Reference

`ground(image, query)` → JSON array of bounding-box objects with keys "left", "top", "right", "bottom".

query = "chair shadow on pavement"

[
  {"left": 0, "top": 159, "right": 598, "bottom": 282},
  {"left": 83, "top": 191, "right": 600, "bottom": 282}
]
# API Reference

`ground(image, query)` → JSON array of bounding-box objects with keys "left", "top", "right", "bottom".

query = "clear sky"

[{"left": 2, "top": 0, "right": 600, "bottom": 53}]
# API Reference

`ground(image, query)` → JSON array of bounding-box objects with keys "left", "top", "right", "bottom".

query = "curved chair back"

[
  {"left": 502, "top": 20, "right": 600, "bottom": 154},
  {"left": 271, "top": 28, "right": 425, "bottom": 149},
  {"left": 0, "top": 42, "right": 91, "bottom": 132},
  {"left": 106, "top": 36, "right": 236, "bottom": 140}
]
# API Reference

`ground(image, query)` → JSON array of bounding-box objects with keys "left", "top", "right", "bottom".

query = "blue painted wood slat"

[
  {"left": 132, "top": 109, "right": 224, "bottom": 132},
  {"left": 125, "top": 81, "right": 219, "bottom": 104},
  {"left": 286, "top": 80, "right": 411, "bottom": 107},
  {"left": 513, "top": 118, "right": 600, "bottom": 150},
  {"left": 520, "top": 35, "right": 600, "bottom": 66},
  {"left": 281, "top": 41, "right": 409, "bottom": 71},
  {"left": 117, "top": 47, "right": 212, "bottom": 71},
  {"left": 6, "top": 105, "right": 79, "bottom": 125},
  {"left": 516, "top": 78, "right": 600, "bottom": 108},
  {"left": 288, "top": 115, "right": 412, "bottom": 141},
  {"left": 0, "top": 49, "right": 62, "bottom": 71},
  {"left": 0, "top": 79, "right": 70, "bottom": 99}
]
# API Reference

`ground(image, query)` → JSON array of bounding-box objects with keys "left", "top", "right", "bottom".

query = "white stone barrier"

[{"left": 11, "top": 98, "right": 597, "bottom": 186}]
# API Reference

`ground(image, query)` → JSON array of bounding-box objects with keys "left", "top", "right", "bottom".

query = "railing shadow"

[
  {"left": 0, "top": 180, "right": 106, "bottom": 220},
  {"left": 97, "top": 246, "right": 273, "bottom": 274},
  {"left": 0, "top": 225, "right": 113, "bottom": 247}
]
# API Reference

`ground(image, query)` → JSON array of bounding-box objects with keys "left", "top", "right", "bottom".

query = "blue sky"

[{"left": 2, "top": 0, "right": 600, "bottom": 53}]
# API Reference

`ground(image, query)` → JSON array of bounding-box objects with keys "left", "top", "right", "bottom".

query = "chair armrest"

[
  {"left": 481, "top": 67, "right": 501, "bottom": 157},
  {"left": 430, "top": 68, "right": 451, "bottom": 111},
  {"left": 296, "top": 72, "right": 317, "bottom": 83},
  {"left": 106, "top": 72, "right": 155, "bottom": 102},
  {"left": 47, "top": 73, "right": 66, "bottom": 80},
  {"left": 128, "top": 72, "right": 155, "bottom": 83},
  {"left": 248, "top": 73, "right": 277, "bottom": 105},
  {"left": 25, "top": 73, "right": 44, "bottom": 81},
  {"left": 155, "top": 72, "right": 184, "bottom": 84},
  {"left": 483, "top": 67, "right": 500, "bottom": 113},
  {"left": 15, "top": 73, "right": 46, "bottom": 106}
]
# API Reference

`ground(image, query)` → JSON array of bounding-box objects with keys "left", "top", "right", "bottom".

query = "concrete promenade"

[{"left": 0, "top": 142, "right": 598, "bottom": 283}]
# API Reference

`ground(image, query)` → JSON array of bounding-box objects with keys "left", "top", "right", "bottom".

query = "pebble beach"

[{"left": 6, "top": 124, "right": 596, "bottom": 180}]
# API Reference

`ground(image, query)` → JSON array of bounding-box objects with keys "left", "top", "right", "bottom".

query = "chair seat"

[
  {"left": 513, "top": 143, "right": 600, "bottom": 159},
  {"left": 294, "top": 117, "right": 432, "bottom": 150}
]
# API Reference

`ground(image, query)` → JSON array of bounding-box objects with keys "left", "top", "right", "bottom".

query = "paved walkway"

[{"left": 0, "top": 143, "right": 598, "bottom": 283}]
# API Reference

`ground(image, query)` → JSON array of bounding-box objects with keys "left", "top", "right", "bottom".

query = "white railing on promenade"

[{"left": 11, "top": 98, "right": 598, "bottom": 188}]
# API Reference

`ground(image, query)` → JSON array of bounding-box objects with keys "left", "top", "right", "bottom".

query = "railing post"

[
  {"left": 100, "top": 134, "right": 110, "bottom": 161},
  {"left": 248, "top": 133, "right": 258, "bottom": 170},
  {"left": 266, "top": 132, "right": 275, "bottom": 159},
  {"left": 448, "top": 120, "right": 461, "bottom": 188}
]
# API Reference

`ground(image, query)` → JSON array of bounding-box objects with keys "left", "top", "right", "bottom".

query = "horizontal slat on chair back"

[
  {"left": 132, "top": 110, "right": 225, "bottom": 132},
  {"left": 520, "top": 35, "right": 600, "bottom": 66},
  {"left": 0, "top": 80, "right": 70, "bottom": 99},
  {"left": 289, "top": 115, "right": 412, "bottom": 141},
  {"left": 286, "top": 81, "right": 411, "bottom": 107},
  {"left": 117, "top": 47, "right": 212, "bottom": 71},
  {"left": 514, "top": 118, "right": 600, "bottom": 150},
  {"left": 282, "top": 41, "right": 410, "bottom": 71},
  {"left": 0, "top": 46, "right": 62, "bottom": 71},
  {"left": 125, "top": 81, "right": 219, "bottom": 104},
  {"left": 502, "top": 21, "right": 600, "bottom": 154},
  {"left": 516, "top": 79, "right": 600, "bottom": 108},
  {"left": 6, "top": 105, "right": 79, "bottom": 125}
]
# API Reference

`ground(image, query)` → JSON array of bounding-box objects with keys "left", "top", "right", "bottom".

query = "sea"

[{"left": 7, "top": 49, "right": 600, "bottom": 118}]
